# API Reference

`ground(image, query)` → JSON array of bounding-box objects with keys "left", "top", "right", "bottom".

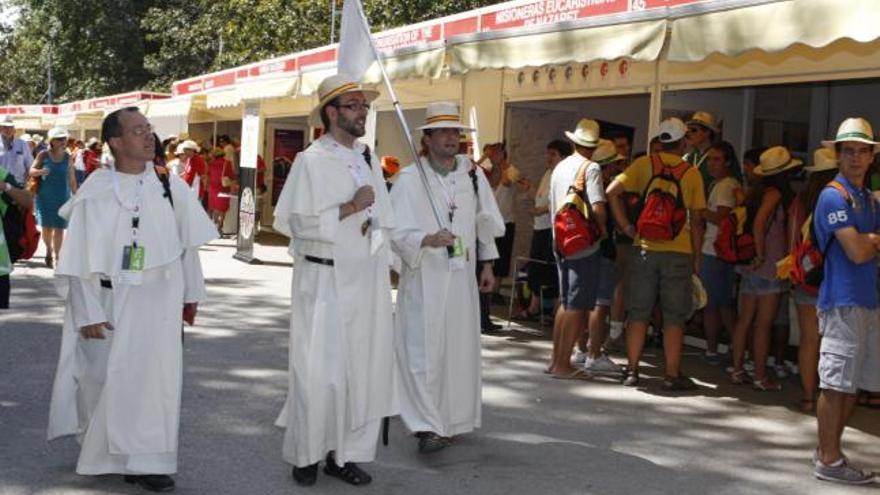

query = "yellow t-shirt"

[{"left": 618, "top": 152, "right": 706, "bottom": 254}]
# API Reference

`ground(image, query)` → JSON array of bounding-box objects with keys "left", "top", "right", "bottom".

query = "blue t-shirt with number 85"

[{"left": 814, "top": 174, "right": 880, "bottom": 310}]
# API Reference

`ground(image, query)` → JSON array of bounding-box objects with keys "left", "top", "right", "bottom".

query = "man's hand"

[
  {"left": 421, "top": 229, "right": 455, "bottom": 248},
  {"left": 79, "top": 322, "right": 113, "bottom": 340},
  {"left": 479, "top": 263, "right": 495, "bottom": 293},
  {"left": 183, "top": 302, "right": 198, "bottom": 325},
  {"left": 350, "top": 185, "right": 375, "bottom": 212}
]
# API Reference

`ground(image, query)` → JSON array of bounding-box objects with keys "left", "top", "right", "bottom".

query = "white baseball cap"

[{"left": 657, "top": 118, "right": 687, "bottom": 143}]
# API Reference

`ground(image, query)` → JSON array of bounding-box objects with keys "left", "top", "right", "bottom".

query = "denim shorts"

[
  {"left": 700, "top": 254, "right": 735, "bottom": 309},
  {"left": 556, "top": 251, "right": 600, "bottom": 311},
  {"left": 595, "top": 256, "right": 617, "bottom": 307},
  {"left": 739, "top": 270, "right": 788, "bottom": 295},
  {"left": 818, "top": 306, "right": 880, "bottom": 394}
]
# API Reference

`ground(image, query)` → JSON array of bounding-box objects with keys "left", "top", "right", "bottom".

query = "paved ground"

[{"left": 1, "top": 238, "right": 878, "bottom": 495}]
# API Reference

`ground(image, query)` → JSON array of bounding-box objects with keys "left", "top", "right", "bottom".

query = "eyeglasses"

[
  {"left": 333, "top": 102, "right": 370, "bottom": 112},
  {"left": 839, "top": 147, "right": 874, "bottom": 158},
  {"left": 127, "top": 124, "right": 154, "bottom": 137}
]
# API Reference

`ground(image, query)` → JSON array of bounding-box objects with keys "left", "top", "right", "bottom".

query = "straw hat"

[
  {"left": 47, "top": 126, "right": 69, "bottom": 141},
  {"left": 19, "top": 133, "right": 32, "bottom": 143},
  {"left": 687, "top": 111, "right": 719, "bottom": 133},
  {"left": 0, "top": 115, "right": 15, "bottom": 127},
  {"left": 803, "top": 148, "right": 837, "bottom": 173},
  {"left": 31, "top": 134, "right": 43, "bottom": 144},
  {"left": 592, "top": 139, "right": 624, "bottom": 166},
  {"left": 308, "top": 73, "right": 379, "bottom": 128},
  {"left": 754, "top": 146, "right": 803, "bottom": 176},
  {"left": 417, "top": 101, "right": 474, "bottom": 131},
  {"left": 564, "top": 119, "right": 600, "bottom": 148},
  {"left": 821, "top": 117, "right": 880, "bottom": 153},
  {"left": 657, "top": 117, "right": 687, "bottom": 143}
]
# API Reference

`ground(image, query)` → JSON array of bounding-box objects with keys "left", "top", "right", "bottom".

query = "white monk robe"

[
  {"left": 273, "top": 134, "right": 398, "bottom": 467},
  {"left": 390, "top": 156, "right": 505, "bottom": 437},
  {"left": 47, "top": 166, "right": 217, "bottom": 475}
]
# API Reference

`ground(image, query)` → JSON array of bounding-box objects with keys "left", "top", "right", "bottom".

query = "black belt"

[
  {"left": 304, "top": 255, "right": 334, "bottom": 267},
  {"left": 100, "top": 279, "right": 112, "bottom": 289}
]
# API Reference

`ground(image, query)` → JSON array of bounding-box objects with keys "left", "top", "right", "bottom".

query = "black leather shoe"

[
  {"left": 123, "top": 474, "right": 175, "bottom": 492},
  {"left": 292, "top": 463, "right": 319, "bottom": 486}
]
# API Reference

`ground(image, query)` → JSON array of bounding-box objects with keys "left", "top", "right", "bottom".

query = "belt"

[
  {"left": 304, "top": 255, "right": 334, "bottom": 267},
  {"left": 100, "top": 279, "right": 113, "bottom": 289}
]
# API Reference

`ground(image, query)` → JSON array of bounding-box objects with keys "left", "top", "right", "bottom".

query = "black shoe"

[
  {"left": 323, "top": 452, "right": 372, "bottom": 486},
  {"left": 123, "top": 475, "right": 175, "bottom": 492},
  {"left": 481, "top": 320, "right": 501, "bottom": 333},
  {"left": 292, "top": 463, "right": 319, "bottom": 486}
]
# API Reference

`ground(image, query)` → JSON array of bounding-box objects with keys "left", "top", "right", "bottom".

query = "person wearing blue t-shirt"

[{"left": 811, "top": 117, "right": 880, "bottom": 485}]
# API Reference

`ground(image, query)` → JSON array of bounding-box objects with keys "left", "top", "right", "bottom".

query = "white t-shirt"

[
  {"left": 533, "top": 168, "right": 553, "bottom": 230},
  {"left": 549, "top": 152, "right": 605, "bottom": 257},
  {"left": 702, "top": 176, "right": 740, "bottom": 256}
]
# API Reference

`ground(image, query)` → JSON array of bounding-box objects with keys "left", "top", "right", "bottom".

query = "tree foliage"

[{"left": 0, "top": 0, "right": 499, "bottom": 103}]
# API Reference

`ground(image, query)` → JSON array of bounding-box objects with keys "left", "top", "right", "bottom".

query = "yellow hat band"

[
  {"left": 319, "top": 82, "right": 360, "bottom": 107},
  {"left": 424, "top": 114, "right": 461, "bottom": 124}
]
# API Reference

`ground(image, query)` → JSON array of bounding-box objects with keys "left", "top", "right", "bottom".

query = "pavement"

[{"left": 1, "top": 237, "right": 879, "bottom": 495}]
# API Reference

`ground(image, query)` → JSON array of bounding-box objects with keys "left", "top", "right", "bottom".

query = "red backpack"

[
  {"left": 789, "top": 181, "right": 852, "bottom": 295},
  {"left": 554, "top": 161, "right": 601, "bottom": 257},
  {"left": 0, "top": 169, "right": 40, "bottom": 263},
  {"left": 714, "top": 206, "right": 756, "bottom": 264},
  {"left": 635, "top": 155, "right": 690, "bottom": 241}
]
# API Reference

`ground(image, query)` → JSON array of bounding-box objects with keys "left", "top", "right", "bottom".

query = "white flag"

[{"left": 338, "top": 0, "right": 378, "bottom": 81}]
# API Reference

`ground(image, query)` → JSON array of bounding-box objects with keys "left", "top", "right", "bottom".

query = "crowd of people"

[
  {"left": 504, "top": 111, "right": 880, "bottom": 485},
  {"left": 0, "top": 72, "right": 878, "bottom": 492}
]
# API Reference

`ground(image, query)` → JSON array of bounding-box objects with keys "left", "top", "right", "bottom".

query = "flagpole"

[{"left": 354, "top": 1, "right": 445, "bottom": 231}]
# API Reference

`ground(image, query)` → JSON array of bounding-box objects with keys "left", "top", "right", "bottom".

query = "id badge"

[
  {"left": 448, "top": 237, "right": 465, "bottom": 271},
  {"left": 120, "top": 245, "right": 145, "bottom": 285}
]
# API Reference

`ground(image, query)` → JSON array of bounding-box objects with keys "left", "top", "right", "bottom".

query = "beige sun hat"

[
  {"left": 417, "top": 101, "right": 474, "bottom": 131},
  {"left": 687, "top": 111, "right": 719, "bottom": 133},
  {"left": 47, "top": 126, "right": 69, "bottom": 141},
  {"left": 178, "top": 139, "right": 200, "bottom": 152},
  {"left": 308, "top": 73, "right": 380, "bottom": 128},
  {"left": 803, "top": 148, "right": 837, "bottom": 173},
  {"left": 754, "top": 146, "right": 803, "bottom": 176},
  {"left": 592, "top": 139, "right": 624, "bottom": 166},
  {"left": 564, "top": 119, "right": 600, "bottom": 148},
  {"left": 821, "top": 117, "right": 880, "bottom": 153},
  {"left": 19, "top": 133, "right": 32, "bottom": 143},
  {"left": 0, "top": 115, "right": 15, "bottom": 127}
]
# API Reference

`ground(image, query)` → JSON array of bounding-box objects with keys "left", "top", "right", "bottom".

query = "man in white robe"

[
  {"left": 47, "top": 108, "right": 217, "bottom": 492},
  {"left": 273, "top": 74, "right": 397, "bottom": 487},
  {"left": 390, "top": 102, "right": 505, "bottom": 453}
]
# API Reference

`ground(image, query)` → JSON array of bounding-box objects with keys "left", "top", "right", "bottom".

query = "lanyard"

[
  {"left": 111, "top": 166, "right": 148, "bottom": 247},
  {"left": 428, "top": 160, "right": 457, "bottom": 224}
]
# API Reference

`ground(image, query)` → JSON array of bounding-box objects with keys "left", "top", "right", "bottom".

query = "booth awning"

[
  {"left": 145, "top": 97, "right": 193, "bottom": 118},
  {"left": 206, "top": 89, "right": 240, "bottom": 110},
  {"left": 448, "top": 19, "right": 667, "bottom": 74},
  {"left": 54, "top": 111, "right": 103, "bottom": 130},
  {"left": 668, "top": 0, "right": 880, "bottom": 62},
  {"left": 363, "top": 46, "right": 446, "bottom": 84},
  {"left": 237, "top": 76, "right": 299, "bottom": 102},
  {"left": 299, "top": 68, "right": 338, "bottom": 97}
]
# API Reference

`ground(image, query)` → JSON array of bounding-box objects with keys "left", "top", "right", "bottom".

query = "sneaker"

[
  {"left": 573, "top": 350, "right": 587, "bottom": 364},
  {"left": 702, "top": 352, "right": 722, "bottom": 366},
  {"left": 774, "top": 364, "right": 789, "bottom": 380},
  {"left": 814, "top": 458, "right": 876, "bottom": 485},
  {"left": 584, "top": 355, "right": 620, "bottom": 373}
]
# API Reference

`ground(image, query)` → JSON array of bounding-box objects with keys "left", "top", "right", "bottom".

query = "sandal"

[
  {"left": 323, "top": 452, "right": 372, "bottom": 486},
  {"left": 292, "top": 463, "right": 319, "bottom": 486},
  {"left": 416, "top": 432, "right": 451, "bottom": 453},
  {"left": 730, "top": 369, "right": 752, "bottom": 385},
  {"left": 663, "top": 375, "right": 698, "bottom": 391},
  {"left": 752, "top": 377, "right": 782, "bottom": 391}
]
